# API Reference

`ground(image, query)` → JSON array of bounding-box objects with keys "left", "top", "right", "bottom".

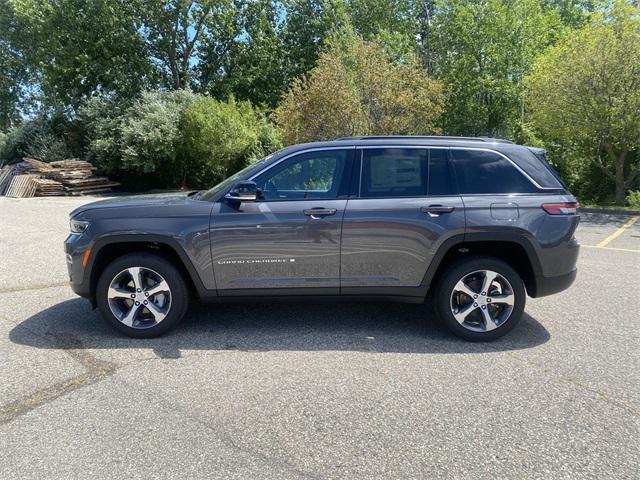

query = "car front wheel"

[
  {"left": 434, "top": 256, "right": 526, "bottom": 341},
  {"left": 96, "top": 253, "right": 189, "bottom": 338}
]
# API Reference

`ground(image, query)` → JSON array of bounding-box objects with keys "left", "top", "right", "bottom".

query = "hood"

[{"left": 70, "top": 191, "right": 195, "bottom": 217}]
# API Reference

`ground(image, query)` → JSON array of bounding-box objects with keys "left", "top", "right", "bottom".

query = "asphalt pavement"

[{"left": 0, "top": 196, "right": 638, "bottom": 479}]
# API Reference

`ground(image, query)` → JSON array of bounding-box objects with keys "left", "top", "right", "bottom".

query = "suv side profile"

[{"left": 64, "top": 136, "right": 579, "bottom": 341}]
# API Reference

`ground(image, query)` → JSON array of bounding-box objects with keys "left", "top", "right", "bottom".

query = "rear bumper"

[{"left": 531, "top": 268, "right": 577, "bottom": 298}]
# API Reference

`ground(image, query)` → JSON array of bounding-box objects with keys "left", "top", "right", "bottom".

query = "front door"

[
  {"left": 210, "top": 148, "right": 354, "bottom": 294},
  {"left": 340, "top": 147, "right": 466, "bottom": 294}
]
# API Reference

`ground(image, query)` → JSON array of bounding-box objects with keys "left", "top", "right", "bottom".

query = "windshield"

[{"left": 200, "top": 155, "right": 274, "bottom": 201}]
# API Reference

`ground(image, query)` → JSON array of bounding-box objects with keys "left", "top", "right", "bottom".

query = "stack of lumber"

[
  {"left": 32, "top": 178, "right": 65, "bottom": 196},
  {"left": 0, "top": 158, "right": 119, "bottom": 197}
]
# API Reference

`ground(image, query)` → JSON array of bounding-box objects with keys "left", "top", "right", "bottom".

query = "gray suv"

[{"left": 64, "top": 136, "right": 579, "bottom": 341}]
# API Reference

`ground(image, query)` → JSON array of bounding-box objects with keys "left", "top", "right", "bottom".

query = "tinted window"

[
  {"left": 360, "top": 148, "right": 428, "bottom": 197},
  {"left": 428, "top": 149, "right": 456, "bottom": 195},
  {"left": 452, "top": 149, "right": 538, "bottom": 194},
  {"left": 255, "top": 150, "right": 348, "bottom": 200}
]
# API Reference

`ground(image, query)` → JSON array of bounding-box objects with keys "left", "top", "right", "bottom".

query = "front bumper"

[{"left": 64, "top": 233, "right": 92, "bottom": 298}]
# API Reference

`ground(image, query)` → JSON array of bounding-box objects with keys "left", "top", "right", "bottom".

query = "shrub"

[
  {"left": 181, "top": 96, "right": 282, "bottom": 188},
  {"left": 626, "top": 191, "right": 640, "bottom": 209},
  {"left": 0, "top": 113, "right": 72, "bottom": 164},
  {"left": 81, "top": 90, "right": 281, "bottom": 190}
]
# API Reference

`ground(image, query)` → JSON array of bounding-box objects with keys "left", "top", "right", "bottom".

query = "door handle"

[
  {"left": 303, "top": 208, "right": 337, "bottom": 218},
  {"left": 421, "top": 205, "right": 455, "bottom": 217}
]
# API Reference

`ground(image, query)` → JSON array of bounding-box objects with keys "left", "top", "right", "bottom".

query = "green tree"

[
  {"left": 526, "top": 1, "right": 640, "bottom": 205},
  {"left": 208, "top": 0, "right": 287, "bottom": 107},
  {"left": 134, "top": 0, "right": 238, "bottom": 90},
  {"left": 0, "top": 0, "right": 29, "bottom": 129},
  {"left": 274, "top": 30, "right": 444, "bottom": 144},
  {"left": 7, "top": 0, "right": 152, "bottom": 109},
  {"left": 431, "top": 0, "right": 563, "bottom": 137}
]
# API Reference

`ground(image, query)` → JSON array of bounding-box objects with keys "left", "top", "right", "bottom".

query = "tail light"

[{"left": 542, "top": 202, "right": 579, "bottom": 215}]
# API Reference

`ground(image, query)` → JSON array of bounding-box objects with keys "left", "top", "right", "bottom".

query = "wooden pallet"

[
  {"left": 0, "top": 166, "right": 14, "bottom": 195},
  {"left": 5, "top": 175, "right": 38, "bottom": 198}
]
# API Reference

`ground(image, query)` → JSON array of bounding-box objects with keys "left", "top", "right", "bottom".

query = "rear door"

[
  {"left": 340, "top": 147, "right": 465, "bottom": 294},
  {"left": 210, "top": 147, "right": 353, "bottom": 294}
]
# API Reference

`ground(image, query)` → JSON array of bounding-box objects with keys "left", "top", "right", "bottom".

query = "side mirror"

[{"left": 224, "top": 180, "right": 260, "bottom": 203}]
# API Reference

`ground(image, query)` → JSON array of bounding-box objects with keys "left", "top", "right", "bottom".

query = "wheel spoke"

[
  {"left": 145, "top": 301, "right": 167, "bottom": 323},
  {"left": 121, "top": 303, "right": 142, "bottom": 327},
  {"left": 480, "top": 270, "right": 499, "bottom": 295},
  {"left": 454, "top": 280, "right": 478, "bottom": 299},
  {"left": 490, "top": 292, "right": 515, "bottom": 306},
  {"left": 144, "top": 279, "right": 170, "bottom": 298},
  {"left": 481, "top": 308, "right": 498, "bottom": 331},
  {"left": 108, "top": 286, "right": 133, "bottom": 300},
  {"left": 127, "top": 267, "right": 144, "bottom": 291},
  {"left": 453, "top": 302, "right": 477, "bottom": 324}
]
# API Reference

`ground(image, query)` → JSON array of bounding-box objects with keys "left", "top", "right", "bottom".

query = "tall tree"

[
  {"left": 431, "top": 0, "right": 564, "bottom": 137},
  {"left": 0, "top": 0, "right": 29, "bottom": 128},
  {"left": 526, "top": 1, "right": 640, "bottom": 204},
  {"left": 281, "top": 0, "right": 351, "bottom": 81},
  {"left": 7, "top": 0, "right": 152, "bottom": 109},
  {"left": 135, "top": 0, "right": 238, "bottom": 90},
  {"left": 275, "top": 29, "right": 444, "bottom": 144},
  {"left": 206, "top": 0, "right": 287, "bottom": 107}
]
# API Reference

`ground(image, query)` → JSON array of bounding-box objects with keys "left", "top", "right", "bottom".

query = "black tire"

[
  {"left": 96, "top": 252, "right": 189, "bottom": 338},
  {"left": 434, "top": 256, "right": 526, "bottom": 342}
]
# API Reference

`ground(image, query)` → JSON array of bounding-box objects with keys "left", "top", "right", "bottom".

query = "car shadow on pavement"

[{"left": 10, "top": 298, "right": 550, "bottom": 356}]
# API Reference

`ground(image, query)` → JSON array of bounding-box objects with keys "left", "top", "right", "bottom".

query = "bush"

[
  {"left": 0, "top": 113, "right": 72, "bottom": 164},
  {"left": 181, "top": 96, "right": 282, "bottom": 188},
  {"left": 626, "top": 191, "right": 640, "bottom": 209},
  {"left": 81, "top": 90, "right": 281, "bottom": 190}
]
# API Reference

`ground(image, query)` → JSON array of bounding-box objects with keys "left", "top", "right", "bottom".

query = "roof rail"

[{"left": 334, "top": 135, "right": 514, "bottom": 144}]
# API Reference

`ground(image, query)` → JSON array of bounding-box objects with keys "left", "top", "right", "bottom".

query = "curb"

[{"left": 580, "top": 207, "right": 640, "bottom": 216}]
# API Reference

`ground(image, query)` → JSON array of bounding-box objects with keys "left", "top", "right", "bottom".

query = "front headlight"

[{"left": 70, "top": 219, "right": 90, "bottom": 234}]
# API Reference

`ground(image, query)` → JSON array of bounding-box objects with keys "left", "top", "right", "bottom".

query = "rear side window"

[
  {"left": 451, "top": 149, "right": 538, "bottom": 194},
  {"left": 360, "top": 148, "right": 428, "bottom": 197},
  {"left": 358, "top": 148, "right": 456, "bottom": 197},
  {"left": 428, "top": 148, "right": 456, "bottom": 196}
]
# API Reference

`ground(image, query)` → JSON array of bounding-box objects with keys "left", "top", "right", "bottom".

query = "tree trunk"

[
  {"left": 604, "top": 142, "right": 628, "bottom": 205},
  {"left": 615, "top": 161, "right": 626, "bottom": 205}
]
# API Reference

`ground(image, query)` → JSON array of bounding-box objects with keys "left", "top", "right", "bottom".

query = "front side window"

[
  {"left": 451, "top": 149, "right": 538, "bottom": 194},
  {"left": 254, "top": 150, "right": 348, "bottom": 200}
]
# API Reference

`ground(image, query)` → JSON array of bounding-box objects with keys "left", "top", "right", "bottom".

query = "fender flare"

[
  {"left": 87, "top": 234, "right": 210, "bottom": 299},
  {"left": 420, "top": 232, "right": 543, "bottom": 288}
]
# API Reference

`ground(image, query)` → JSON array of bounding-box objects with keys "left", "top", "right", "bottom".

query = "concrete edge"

[{"left": 579, "top": 207, "right": 640, "bottom": 216}]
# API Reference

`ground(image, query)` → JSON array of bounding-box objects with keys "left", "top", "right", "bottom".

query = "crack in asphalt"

[
  {"left": 0, "top": 282, "right": 69, "bottom": 294},
  {"left": 0, "top": 331, "right": 118, "bottom": 425}
]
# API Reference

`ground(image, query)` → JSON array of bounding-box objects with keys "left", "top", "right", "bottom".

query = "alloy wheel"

[
  {"left": 107, "top": 267, "right": 172, "bottom": 329},
  {"left": 450, "top": 269, "right": 515, "bottom": 332}
]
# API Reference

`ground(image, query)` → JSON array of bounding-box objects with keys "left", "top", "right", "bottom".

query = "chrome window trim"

[
  {"left": 248, "top": 146, "right": 356, "bottom": 182},
  {"left": 355, "top": 145, "right": 555, "bottom": 191},
  {"left": 246, "top": 144, "right": 556, "bottom": 194}
]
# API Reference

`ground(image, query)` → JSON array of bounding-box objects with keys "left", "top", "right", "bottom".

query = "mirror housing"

[{"left": 224, "top": 180, "right": 260, "bottom": 203}]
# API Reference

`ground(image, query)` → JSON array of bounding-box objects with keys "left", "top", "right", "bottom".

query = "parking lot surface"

[{"left": 1, "top": 196, "right": 638, "bottom": 479}]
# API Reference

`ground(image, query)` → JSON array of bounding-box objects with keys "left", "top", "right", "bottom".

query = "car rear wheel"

[
  {"left": 96, "top": 253, "right": 189, "bottom": 338},
  {"left": 434, "top": 256, "right": 526, "bottom": 341}
]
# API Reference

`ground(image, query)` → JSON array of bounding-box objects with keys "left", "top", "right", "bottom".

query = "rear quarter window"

[{"left": 451, "top": 149, "right": 539, "bottom": 194}]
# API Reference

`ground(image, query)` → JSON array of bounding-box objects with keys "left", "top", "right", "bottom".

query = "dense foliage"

[
  {"left": 275, "top": 30, "right": 444, "bottom": 144},
  {"left": 0, "top": 0, "right": 638, "bottom": 204},
  {"left": 81, "top": 91, "right": 280, "bottom": 189},
  {"left": 526, "top": 1, "right": 640, "bottom": 204}
]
